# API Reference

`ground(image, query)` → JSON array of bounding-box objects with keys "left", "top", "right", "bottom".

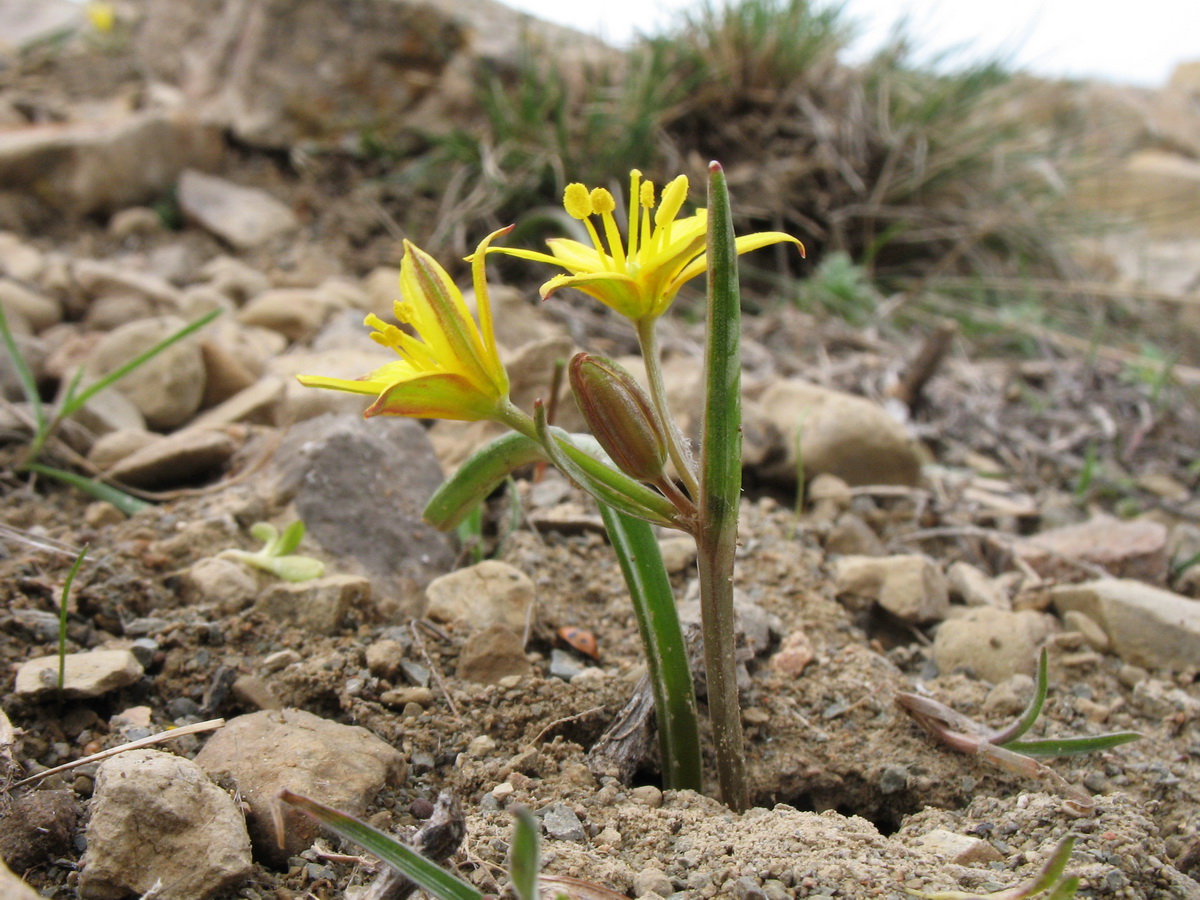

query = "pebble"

[
  {"left": 1061, "top": 609, "right": 1111, "bottom": 652},
  {"left": 457, "top": 624, "right": 533, "bottom": 685},
  {"left": 1016, "top": 514, "right": 1169, "bottom": 582},
  {"left": 178, "top": 169, "right": 300, "bottom": 250},
  {"left": 0, "top": 790, "right": 79, "bottom": 873},
  {"left": 834, "top": 554, "right": 950, "bottom": 623},
  {"left": 103, "top": 427, "right": 238, "bottom": 490},
  {"left": 177, "top": 556, "right": 260, "bottom": 615},
  {"left": 549, "top": 648, "right": 586, "bottom": 681},
  {"left": 983, "top": 674, "right": 1036, "bottom": 716},
  {"left": 542, "top": 803, "right": 586, "bottom": 841},
  {"left": 236, "top": 287, "right": 334, "bottom": 341},
  {"left": 260, "top": 649, "right": 301, "bottom": 673},
  {"left": 14, "top": 649, "right": 143, "bottom": 699},
  {"left": 770, "top": 629, "right": 815, "bottom": 677},
  {"left": 0, "top": 277, "right": 61, "bottom": 331},
  {"left": 78, "top": 749, "right": 252, "bottom": 900},
  {"left": 932, "top": 607, "right": 1058, "bottom": 683},
  {"left": 634, "top": 868, "right": 676, "bottom": 897},
  {"left": 253, "top": 574, "right": 371, "bottom": 635},
  {"left": 425, "top": 560, "right": 537, "bottom": 634},
  {"left": 946, "top": 560, "right": 1011, "bottom": 609},
  {"left": 194, "top": 709, "right": 405, "bottom": 865},
  {"left": 365, "top": 639, "right": 407, "bottom": 679}
]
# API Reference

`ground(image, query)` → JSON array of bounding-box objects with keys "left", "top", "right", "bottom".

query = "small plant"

[
  {"left": 907, "top": 834, "right": 1080, "bottom": 900},
  {"left": 218, "top": 521, "right": 325, "bottom": 582},
  {"left": 300, "top": 164, "right": 802, "bottom": 810},
  {"left": 896, "top": 648, "right": 1140, "bottom": 811},
  {"left": 0, "top": 303, "right": 221, "bottom": 513},
  {"left": 793, "top": 250, "right": 879, "bottom": 325}
]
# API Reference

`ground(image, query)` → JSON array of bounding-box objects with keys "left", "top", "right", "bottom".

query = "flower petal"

[{"left": 366, "top": 372, "right": 502, "bottom": 421}]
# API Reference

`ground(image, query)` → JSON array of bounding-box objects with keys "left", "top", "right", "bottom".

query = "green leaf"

[
  {"left": 58, "top": 543, "right": 88, "bottom": 692},
  {"left": 0, "top": 301, "right": 45, "bottom": 433},
  {"left": 275, "top": 520, "right": 306, "bottom": 556},
  {"left": 510, "top": 807, "right": 540, "bottom": 900},
  {"left": 278, "top": 790, "right": 483, "bottom": 900},
  {"left": 1002, "top": 732, "right": 1142, "bottom": 758},
  {"left": 991, "top": 647, "right": 1049, "bottom": 744},
  {"left": 597, "top": 501, "right": 702, "bottom": 793},
  {"left": 424, "top": 432, "right": 547, "bottom": 531},
  {"left": 23, "top": 463, "right": 153, "bottom": 515}
]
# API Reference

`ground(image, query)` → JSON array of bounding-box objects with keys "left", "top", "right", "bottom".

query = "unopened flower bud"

[{"left": 569, "top": 353, "right": 668, "bottom": 484}]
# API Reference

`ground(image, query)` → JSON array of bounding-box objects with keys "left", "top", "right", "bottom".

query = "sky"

[{"left": 499, "top": 0, "right": 1200, "bottom": 89}]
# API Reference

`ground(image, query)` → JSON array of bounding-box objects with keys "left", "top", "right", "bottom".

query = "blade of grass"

[
  {"left": 57, "top": 544, "right": 88, "bottom": 694},
  {"left": 277, "top": 790, "right": 483, "bottom": 900},
  {"left": 510, "top": 807, "right": 540, "bottom": 900},
  {"left": 24, "top": 462, "right": 153, "bottom": 515},
  {"left": 0, "top": 301, "right": 45, "bottom": 433}
]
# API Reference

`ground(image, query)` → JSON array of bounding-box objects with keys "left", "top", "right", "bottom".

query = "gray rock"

[
  {"left": 542, "top": 803, "right": 586, "bottom": 841},
  {"left": 757, "top": 380, "right": 921, "bottom": 487},
  {"left": 78, "top": 749, "right": 252, "bottom": 900},
  {"left": 933, "top": 607, "right": 1058, "bottom": 683},
  {"left": 1061, "top": 609, "right": 1111, "bottom": 653},
  {"left": 253, "top": 574, "right": 371, "bottom": 635},
  {"left": 0, "top": 112, "right": 223, "bottom": 225},
  {"left": 834, "top": 555, "right": 949, "bottom": 623},
  {"left": 914, "top": 829, "right": 1003, "bottom": 866},
  {"left": 104, "top": 427, "right": 237, "bottom": 490},
  {"left": 83, "top": 315, "right": 208, "bottom": 431},
  {"left": 14, "top": 649, "right": 142, "bottom": 698},
  {"left": 194, "top": 709, "right": 406, "bottom": 865},
  {"left": 1050, "top": 579, "right": 1200, "bottom": 671},
  {"left": 457, "top": 624, "right": 532, "bottom": 684},
  {"left": 271, "top": 415, "right": 455, "bottom": 609},
  {"left": 178, "top": 170, "right": 299, "bottom": 250},
  {"left": 425, "top": 560, "right": 537, "bottom": 634}
]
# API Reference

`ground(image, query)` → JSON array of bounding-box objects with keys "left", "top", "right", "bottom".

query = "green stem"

[
  {"left": 597, "top": 503, "right": 702, "bottom": 793},
  {"left": 636, "top": 317, "right": 700, "bottom": 500},
  {"left": 697, "top": 161, "right": 749, "bottom": 811}
]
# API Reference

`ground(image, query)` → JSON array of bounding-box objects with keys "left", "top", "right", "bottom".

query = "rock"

[
  {"left": 1061, "top": 609, "right": 1111, "bottom": 653},
  {"left": 198, "top": 339, "right": 259, "bottom": 407},
  {"left": 1015, "top": 515, "right": 1169, "bottom": 582},
  {"left": 108, "top": 206, "right": 165, "bottom": 241},
  {"left": 65, "top": 381, "right": 147, "bottom": 436},
  {"left": 83, "top": 315, "right": 208, "bottom": 431},
  {"left": 1050, "top": 579, "right": 1200, "bottom": 672},
  {"left": 104, "top": 427, "right": 237, "bottom": 489},
  {"left": 365, "top": 639, "right": 407, "bottom": 679},
  {"left": 946, "top": 561, "right": 1011, "bottom": 610},
  {"left": 178, "top": 170, "right": 299, "bottom": 250},
  {"left": 634, "top": 867, "right": 676, "bottom": 898},
  {"left": 825, "top": 513, "right": 885, "bottom": 556},
  {"left": 658, "top": 536, "right": 697, "bottom": 575},
  {"left": 0, "top": 857, "right": 40, "bottom": 900},
  {"left": 457, "top": 624, "right": 532, "bottom": 684},
  {"left": 253, "top": 574, "right": 371, "bottom": 635},
  {"left": 191, "top": 376, "right": 286, "bottom": 429},
  {"left": 834, "top": 555, "right": 949, "bottom": 623},
  {"left": 78, "top": 749, "right": 252, "bottom": 900},
  {"left": 83, "top": 294, "right": 158, "bottom": 331},
  {"left": 542, "top": 803, "right": 586, "bottom": 842},
  {"left": 0, "top": 232, "right": 45, "bottom": 282},
  {"left": 983, "top": 674, "right": 1036, "bottom": 717},
  {"left": 932, "top": 608, "right": 1058, "bottom": 683},
  {"left": 0, "top": 278, "right": 60, "bottom": 331},
  {"left": 194, "top": 709, "right": 406, "bottom": 865},
  {"left": 198, "top": 255, "right": 272, "bottom": 304},
  {"left": 236, "top": 287, "right": 334, "bottom": 341},
  {"left": 270, "top": 415, "right": 455, "bottom": 609},
  {"left": 177, "top": 557, "right": 260, "bottom": 615},
  {"left": 770, "top": 630, "right": 815, "bottom": 677},
  {"left": 269, "top": 347, "right": 396, "bottom": 422},
  {"left": 72, "top": 258, "right": 183, "bottom": 311},
  {"left": 425, "top": 560, "right": 537, "bottom": 634},
  {"left": 757, "top": 380, "right": 921, "bottom": 487},
  {"left": 0, "top": 112, "right": 223, "bottom": 226},
  {"left": 231, "top": 675, "right": 283, "bottom": 711},
  {"left": 914, "top": 829, "right": 1003, "bottom": 866},
  {"left": 86, "top": 428, "right": 160, "bottom": 471},
  {"left": 806, "top": 472, "right": 852, "bottom": 522},
  {"left": 0, "top": 790, "right": 79, "bottom": 872},
  {"left": 14, "top": 649, "right": 143, "bottom": 698}
]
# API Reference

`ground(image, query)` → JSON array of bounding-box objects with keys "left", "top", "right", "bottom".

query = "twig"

[{"left": 409, "top": 621, "right": 460, "bottom": 720}]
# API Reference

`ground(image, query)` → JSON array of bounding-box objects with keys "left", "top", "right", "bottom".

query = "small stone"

[
  {"left": 542, "top": 803, "right": 585, "bottom": 841},
  {"left": 87, "top": 428, "right": 160, "bottom": 471},
  {"left": 834, "top": 554, "right": 949, "bottom": 623},
  {"left": 631, "top": 785, "right": 663, "bottom": 808},
  {"left": 0, "top": 790, "right": 79, "bottom": 872},
  {"left": 231, "top": 675, "right": 282, "bottom": 710},
  {"left": 177, "top": 557, "right": 259, "bottom": 615},
  {"left": 425, "top": 560, "right": 536, "bottom": 634},
  {"left": 946, "top": 561, "right": 1011, "bottom": 610},
  {"left": 84, "top": 502, "right": 125, "bottom": 528},
  {"left": 0, "top": 277, "right": 60, "bottom": 332},
  {"left": 457, "top": 624, "right": 532, "bottom": 685},
  {"left": 78, "top": 749, "right": 252, "bottom": 900},
  {"left": 825, "top": 513, "right": 885, "bottom": 556},
  {"left": 933, "top": 607, "right": 1057, "bottom": 683},
  {"left": 549, "top": 648, "right": 585, "bottom": 681},
  {"left": 237, "top": 288, "right": 334, "bottom": 342},
  {"left": 254, "top": 575, "right": 371, "bottom": 635},
  {"left": 109, "top": 206, "right": 165, "bottom": 240},
  {"left": 915, "top": 829, "right": 1004, "bottom": 866},
  {"left": 14, "top": 650, "right": 142, "bottom": 699},
  {"left": 983, "top": 674, "right": 1036, "bottom": 716},
  {"left": 365, "top": 639, "right": 407, "bottom": 679},
  {"left": 261, "top": 649, "right": 301, "bottom": 673},
  {"left": 658, "top": 536, "right": 697, "bottom": 574},
  {"left": 380, "top": 686, "right": 434, "bottom": 707},
  {"left": 770, "top": 630, "right": 815, "bottom": 677},
  {"left": 1016, "top": 515, "right": 1168, "bottom": 582},
  {"left": 104, "top": 427, "right": 237, "bottom": 490},
  {"left": 634, "top": 868, "right": 675, "bottom": 898},
  {"left": 178, "top": 170, "right": 299, "bottom": 250},
  {"left": 1061, "top": 609, "right": 1111, "bottom": 653}
]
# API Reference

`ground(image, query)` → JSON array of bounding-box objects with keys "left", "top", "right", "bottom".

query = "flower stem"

[{"left": 635, "top": 317, "right": 700, "bottom": 500}]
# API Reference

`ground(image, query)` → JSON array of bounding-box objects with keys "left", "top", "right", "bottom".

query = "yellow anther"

[
  {"left": 590, "top": 187, "right": 616, "bottom": 215},
  {"left": 563, "top": 183, "right": 593, "bottom": 219},
  {"left": 640, "top": 181, "right": 655, "bottom": 209},
  {"left": 654, "top": 175, "right": 688, "bottom": 229}
]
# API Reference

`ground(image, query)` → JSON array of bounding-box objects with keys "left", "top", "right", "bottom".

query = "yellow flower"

[
  {"left": 491, "top": 170, "right": 803, "bottom": 321},
  {"left": 297, "top": 229, "right": 511, "bottom": 422}
]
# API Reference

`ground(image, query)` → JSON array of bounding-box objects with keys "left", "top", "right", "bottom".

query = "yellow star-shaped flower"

[
  {"left": 298, "top": 229, "right": 512, "bottom": 422},
  {"left": 491, "top": 170, "right": 803, "bottom": 322}
]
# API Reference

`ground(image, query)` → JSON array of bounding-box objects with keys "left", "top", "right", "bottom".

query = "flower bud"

[{"left": 569, "top": 353, "right": 669, "bottom": 484}]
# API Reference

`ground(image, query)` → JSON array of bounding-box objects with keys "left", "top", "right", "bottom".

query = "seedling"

[
  {"left": 907, "top": 834, "right": 1079, "bottom": 900},
  {"left": 0, "top": 303, "right": 221, "bottom": 513},
  {"left": 896, "top": 649, "right": 1140, "bottom": 810},
  {"left": 219, "top": 521, "right": 325, "bottom": 582}
]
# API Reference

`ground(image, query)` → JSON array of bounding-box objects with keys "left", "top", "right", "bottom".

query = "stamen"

[
  {"left": 563, "top": 183, "right": 593, "bottom": 219},
  {"left": 591, "top": 187, "right": 626, "bottom": 269},
  {"left": 653, "top": 175, "right": 688, "bottom": 253},
  {"left": 640, "top": 180, "right": 655, "bottom": 262},
  {"left": 627, "top": 170, "right": 642, "bottom": 257}
]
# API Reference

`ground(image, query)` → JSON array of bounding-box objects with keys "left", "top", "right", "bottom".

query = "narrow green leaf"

[
  {"left": 991, "top": 647, "right": 1049, "bottom": 744},
  {"left": 424, "top": 432, "right": 546, "bottom": 530},
  {"left": 0, "top": 301, "right": 45, "bottom": 433},
  {"left": 276, "top": 520, "right": 306, "bottom": 556},
  {"left": 58, "top": 543, "right": 88, "bottom": 692},
  {"left": 278, "top": 790, "right": 483, "bottom": 900},
  {"left": 510, "top": 807, "right": 540, "bottom": 900},
  {"left": 1002, "top": 732, "right": 1142, "bottom": 757},
  {"left": 62, "top": 308, "right": 222, "bottom": 418},
  {"left": 24, "top": 463, "right": 152, "bottom": 515},
  {"left": 597, "top": 501, "right": 702, "bottom": 793}
]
